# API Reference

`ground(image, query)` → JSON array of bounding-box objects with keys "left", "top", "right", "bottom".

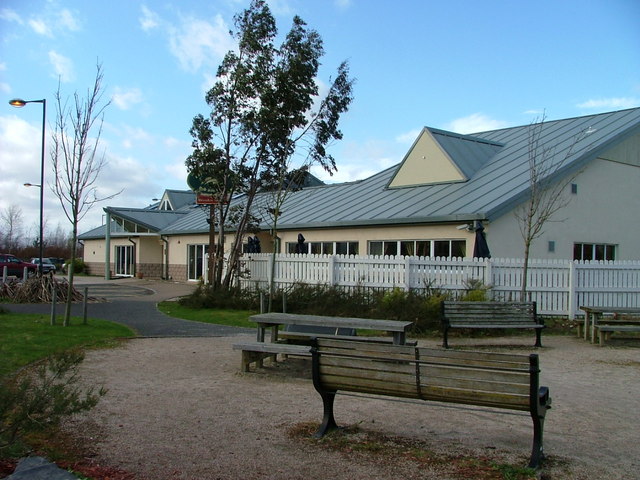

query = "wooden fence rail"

[{"left": 239, "top": 254, "right": 640, "bottom": 318}]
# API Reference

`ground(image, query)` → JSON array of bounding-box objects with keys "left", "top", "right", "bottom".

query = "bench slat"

[{"left": 416, "top": 347, "right": 530, "bottom": 365}]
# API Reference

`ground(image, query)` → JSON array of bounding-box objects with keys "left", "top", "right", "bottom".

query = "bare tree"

[
  {"left": 515, "top": 114, "right": 587, "bottom": 298},
  {"left": 0, "top": 204, "right": 24, "bottom": 252},
  {"left": 51, "top": 63, "right": 120, "bottom": 326}
]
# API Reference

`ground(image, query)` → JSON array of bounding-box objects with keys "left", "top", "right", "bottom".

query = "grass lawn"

[
  {"left": 0, "top": 312, "right": 135, "bottom": 378},
  {"left": 158, "top": 301, "right": 257, "bottom": 328}
]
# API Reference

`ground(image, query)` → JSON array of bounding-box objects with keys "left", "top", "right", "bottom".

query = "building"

[{"left": 80, "top": 108, "right": 640, "bottom": 281}]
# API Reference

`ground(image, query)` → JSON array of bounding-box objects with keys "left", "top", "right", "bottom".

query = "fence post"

[
  {"left": 50, "top": 282, "right": 56, "bottom": 326},
  {"left": 404, "top": 256, "right": 411, "bottom": 291},
  {"left": 83, "top": 286, "right": 89, "bottom": 325},
  {"left": 328, "top": 255, "right": 336, "bottom": 286},
  {"left": 485, "top": 258, "right": 493, "bottom": 299},
  {"left": 568, "top": 260, "right": 576, "bottom": 319}
]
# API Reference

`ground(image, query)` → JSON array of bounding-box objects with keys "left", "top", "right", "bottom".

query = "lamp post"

[{"left": 10, "top": 98, "right": 46, "bottom": 275}]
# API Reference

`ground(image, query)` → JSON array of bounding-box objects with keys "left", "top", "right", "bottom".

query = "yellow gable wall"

[{"left": 388, "top": 129, "right": 465, "bottom": 188}]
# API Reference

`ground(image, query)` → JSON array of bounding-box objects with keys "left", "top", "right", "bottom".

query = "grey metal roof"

[
  {"left": 164, "top": 190, "right": 195, "bottom": 211},
  {"left": 81, "top": 107, "right": 640, "bottom": 239}
]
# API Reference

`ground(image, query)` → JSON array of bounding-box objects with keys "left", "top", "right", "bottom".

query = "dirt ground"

[{"left": 68, "top": 334, "right": 640, "bottom": 480}]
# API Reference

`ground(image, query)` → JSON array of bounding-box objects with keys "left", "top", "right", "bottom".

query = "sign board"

[{"left": 196, "top": 193, "right": 230, "bottom": 205}]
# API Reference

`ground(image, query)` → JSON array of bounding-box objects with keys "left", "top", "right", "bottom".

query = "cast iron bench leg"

[
  {"left": 314, "top": 390, "right": 338, "bottom": 438},
  {"left": 534, "top": 329, "right": 542, "bottom": 348}
]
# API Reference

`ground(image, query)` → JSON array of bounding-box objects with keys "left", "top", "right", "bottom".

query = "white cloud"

[
  {"left": 0, "top": 83, "right": 9, "bottom": 94},
  {"left": 334, "top": 0, "right": 352, "bottom": 9},
  {"left": 48, "top": 50, "right": 75, "bottom": 82},
  {"left": 111, "top": 87, "right": 143, "bottom": 110},
  {"left": 168, "top": 15, "right": 234, "bottom": 72},
  {"left": 28, "top": 17, "right": 52, "bottom": 37},
  {"left": 576, "top": 97, "right": 640, "bottom": 110},
  {"left": 395, "top": 128, "right": 421, "bottom": 145},
  {"left": 444, "top": 113, "right": 509, "bottom": 134},
  {"left": 140, "top": 5, "right": 160, "bottom": 32},
  {"left": 58, "top": 9, "right": 80, "bottom": 32},
  {"left": 0, "top": 8, "right": 22, "bottom": 24}
]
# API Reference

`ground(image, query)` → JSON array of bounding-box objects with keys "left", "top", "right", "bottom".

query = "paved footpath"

[{"left": 5, "top": 276, "right": 253, "bottom": 338}]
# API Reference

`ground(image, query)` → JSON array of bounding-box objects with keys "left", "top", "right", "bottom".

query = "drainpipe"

[
  {"left": 105, "top": 211, "right": 111, "bottom": 280},
  {"left": 161, "top": 236, "right": 169, "bottom": 280},
  {"left": 128, "top": 237, "right": 137, "bottom": 277}
]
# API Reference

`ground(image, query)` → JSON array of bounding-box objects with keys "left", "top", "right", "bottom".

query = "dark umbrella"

[
  {"left": 246, "top": 236, "right": 261, "bottom": 253},
  {"left": 473, "top": 222, "right": 491, "bottom": 258},
  {"left": 295, "top": 233, "right": 307, "bottom": 254}
]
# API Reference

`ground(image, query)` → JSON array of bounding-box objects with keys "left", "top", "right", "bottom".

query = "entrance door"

[
  {"left": 115, "top": 245, "right": 135, "bottom": 277},
  {"left": 187, "top": 244, "right": 208, "bottom": 281}
]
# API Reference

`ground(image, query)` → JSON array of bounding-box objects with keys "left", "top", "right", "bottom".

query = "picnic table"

[
  {"left": 579, "top": 306, "right": 640, "bottom": 343},
  {"left": 249, "top": 312, "right": 413, "bottom": 345},
  {"left": 233, "top": 313, "right": 413, "bottom": 372}
]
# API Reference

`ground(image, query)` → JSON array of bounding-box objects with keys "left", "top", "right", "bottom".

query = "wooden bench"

[
  {"left": 441, "top": 301, "right": 544, "bottom": 349},
  {"left": 232, "top": 342, "right": 312, "bottom": 372},
  {"left": 595, "top": 316, "right": 640, "bottom": 345},
  {"left": 311, "top": 338, "right": 551, "bottom": 469}
]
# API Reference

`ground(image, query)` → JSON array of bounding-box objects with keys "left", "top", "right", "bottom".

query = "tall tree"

[
  {"left": 0, "top": 204, "right": 24, "bottom": 252},
  {"left": 187, "top": 0, "right": 354, "bottom": 289},
  {"left": 51, "top": 63, "right": 120, "bottom": 326},
  {"left": 515, "top": 114, "right": 587, "bottom": 299}
]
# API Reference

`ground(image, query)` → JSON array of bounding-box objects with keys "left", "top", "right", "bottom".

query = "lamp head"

[{"left": 9, "top": 99, "right": 27, "bottom": 107}]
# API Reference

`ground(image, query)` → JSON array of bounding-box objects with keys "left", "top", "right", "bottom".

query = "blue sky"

[{"left": 1, "top": 0, "right": 639, "bottom": 237}]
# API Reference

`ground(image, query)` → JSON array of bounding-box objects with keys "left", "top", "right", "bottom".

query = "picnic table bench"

[
  {"left": 440, "top": 301, "right": 544, "bottom": 349},
  {"left": 311, "top": 337, "right": 552, "bottom": 469},
  {"left": 233, "top": 312, "right": 413, "bottom": 372},
  {"left": 579, "top": 306, "right": 640, "bottom": 344}
]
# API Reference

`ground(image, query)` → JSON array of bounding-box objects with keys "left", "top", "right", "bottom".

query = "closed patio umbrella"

[
  {"left": 473, "top": 222, "right": 491, "bottom": 258},
  {"left": 295, "top": 233, "right": 308, "bottom": 254}
]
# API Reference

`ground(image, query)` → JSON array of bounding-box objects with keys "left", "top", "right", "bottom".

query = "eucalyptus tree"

[{"left": 187, "top": 0, "right": 354, "bottom": 289}]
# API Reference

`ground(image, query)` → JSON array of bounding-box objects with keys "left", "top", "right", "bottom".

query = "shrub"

[
  {"left": 0, "top": 350, "right": 105, "bottom": 456},
  {"left": 64, "top": 258, "right": 85, "bottom": 274},
  {"left": 459, "top": 278, "right": 491, "bottom": 302}
]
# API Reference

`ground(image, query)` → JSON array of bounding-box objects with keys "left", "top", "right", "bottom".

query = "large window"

[
  {"left": 286, "top": 241, "right": 358, "bottom": 255},
  {"left": 573, "top": 243, "right": 616, "bottom": 261},
  {"left": 369, "top": 239, "right": 466, "bottom": 258}
]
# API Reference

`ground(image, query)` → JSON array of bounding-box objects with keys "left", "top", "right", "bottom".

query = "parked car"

[
  {"left": 30, "top": 258, "right": 57, "bottom": 274},
  {"left": 0, "top": 254, "right": 37, "bottom": 278},
  {"left": 49, "top": 257, "right": 66, "bottom": 272}
]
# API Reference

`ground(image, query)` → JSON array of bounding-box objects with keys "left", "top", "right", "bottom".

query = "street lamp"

[{"left": 10, "top": 98, "right": 46, "bottom": 275}]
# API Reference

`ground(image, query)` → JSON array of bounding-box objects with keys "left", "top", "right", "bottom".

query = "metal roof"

[{"left": 81, "top": 107, "right": 640, "bottom": 239}]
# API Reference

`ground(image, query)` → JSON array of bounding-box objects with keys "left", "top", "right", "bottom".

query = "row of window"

[
  {"left": 283, "top": 239, "right": 467, "bottom": 258},
  {"left": 573, "top": 243, "right": 616, "bottom": 261}
]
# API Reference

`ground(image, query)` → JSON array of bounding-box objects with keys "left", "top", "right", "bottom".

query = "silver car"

[{"left": 30, "top": 257, "right": 57, "bottom": 274}]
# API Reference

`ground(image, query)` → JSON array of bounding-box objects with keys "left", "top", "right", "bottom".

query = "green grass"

[
  {"left": 0, "top": 313, "right": 135, "bottom": 378},
  {"left": 158, "top": 301, "right": 257, "bottom": 328}
]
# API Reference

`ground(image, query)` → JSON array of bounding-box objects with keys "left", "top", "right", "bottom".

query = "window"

[
  {"left": 573, "top": 243, "right": 616, "bottom": 261},
  {"left": 287, "top": 240, "right": 358, "bottom": 255},
  {"left": 368, "top": 239, "right": 465, "bottom": 257}
]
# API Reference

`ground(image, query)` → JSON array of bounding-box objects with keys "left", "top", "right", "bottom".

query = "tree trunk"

[{"left": 63, "top": 221, "right": 78, "bottom": 326}]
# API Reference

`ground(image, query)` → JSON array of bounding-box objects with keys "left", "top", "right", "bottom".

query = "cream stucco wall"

[
  {"left": 488, "top": 153, "right": 640, "bottom": 260},
  {"left": 389, "top": 129, "right": 465, "bottom": 187}
]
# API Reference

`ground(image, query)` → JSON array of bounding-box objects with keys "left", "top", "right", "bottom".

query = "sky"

[{"left": 1, "top": 0, "right": 639, "bottom": 239}]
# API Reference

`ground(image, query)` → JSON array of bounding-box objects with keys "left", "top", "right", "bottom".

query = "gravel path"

[{"left": 69, "top": 334, "right": 640, "bottom": 480}]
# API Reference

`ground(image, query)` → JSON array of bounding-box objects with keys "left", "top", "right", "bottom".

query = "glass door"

[
  {"left": 187, "top": 244, "right": 208, "bottom": 281},
  {"left": 115, "top": 245, "right": 135, "bottom": 277}
]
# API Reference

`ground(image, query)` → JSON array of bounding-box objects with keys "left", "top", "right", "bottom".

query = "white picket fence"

[{"left": 239, "top": 253, "right": 640, "bottom": 318}]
